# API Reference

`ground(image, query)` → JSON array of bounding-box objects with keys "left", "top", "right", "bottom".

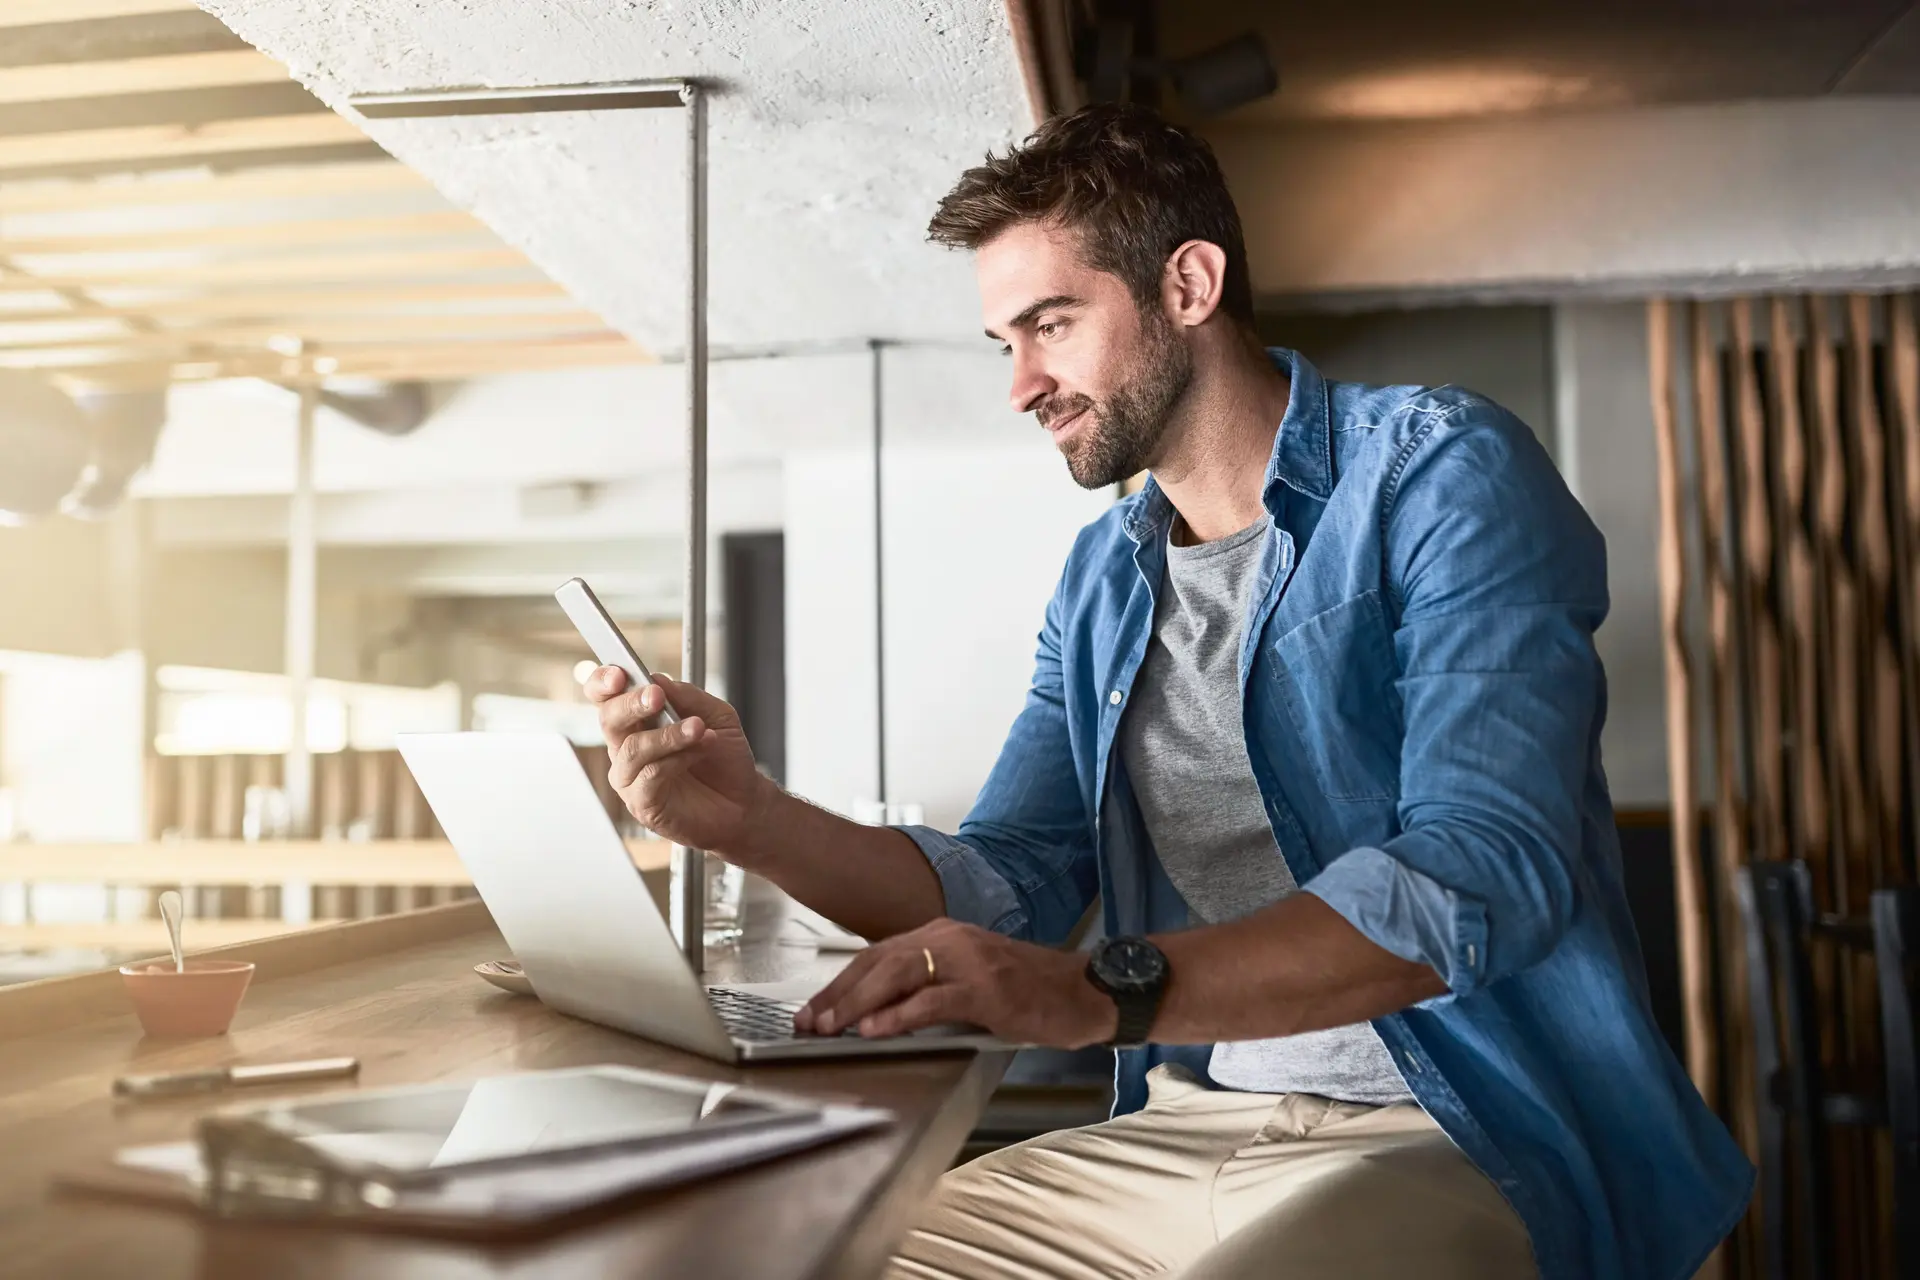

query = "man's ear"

[{"left": 1161, "top": 239, "right": 1228, "bottom": 328}]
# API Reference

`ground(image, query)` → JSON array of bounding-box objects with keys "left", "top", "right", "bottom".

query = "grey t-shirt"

[{"left": 1118, "top": 515, "right": 1412, "bottom": 1105}]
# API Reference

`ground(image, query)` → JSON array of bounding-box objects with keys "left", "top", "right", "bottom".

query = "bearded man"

[{"left": 589, "top": 103, "right": 1751, "bottom": 1280}]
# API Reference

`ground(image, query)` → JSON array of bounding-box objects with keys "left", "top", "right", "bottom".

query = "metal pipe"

[
  {"left": 674, "top": 80, "right": 708, "bottom": 973},
  {"left": 338, "top": 74, "right": 716, "bottom": 963},
  {"left": 284, "top": 381, "right": 319, "bottom": 838},
  {"left": 871, "top": 338, "right": 887, "bottom": 807}
]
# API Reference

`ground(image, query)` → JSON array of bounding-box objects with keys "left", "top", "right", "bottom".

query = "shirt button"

[{"left": 1109, "top": 690, "right": 1123, "bottom": 706}]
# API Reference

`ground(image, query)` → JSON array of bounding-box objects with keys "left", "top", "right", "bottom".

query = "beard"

[{"left": 1036, "top": 308, "right": 1194, "bottom": 490}]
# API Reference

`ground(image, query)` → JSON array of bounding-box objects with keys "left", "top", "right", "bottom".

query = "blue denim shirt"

[{"left": 900, "top": 349, "right": 1752, "bottom": 1280}]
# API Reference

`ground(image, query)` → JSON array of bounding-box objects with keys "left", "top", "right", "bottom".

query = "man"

[{"left": 589, "top": 104, "right": 1751, "bottom": 1279}]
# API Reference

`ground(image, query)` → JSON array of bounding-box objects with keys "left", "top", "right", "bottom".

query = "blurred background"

[{"left": 1, "top": 2, "right": 1917, "bottom": 1274}]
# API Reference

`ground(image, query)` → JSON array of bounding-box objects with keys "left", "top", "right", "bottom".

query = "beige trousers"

[{"left": 888, "top": 1064, "right": 1536, "bottom": 1280}]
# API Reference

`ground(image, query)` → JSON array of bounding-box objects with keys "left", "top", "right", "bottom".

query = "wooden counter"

[{"left": 0, "top": 900, "right": 1010, "bottom": 1280}]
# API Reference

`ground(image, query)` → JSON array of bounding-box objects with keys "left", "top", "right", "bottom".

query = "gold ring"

[{"left": 923, "top": 947, "right": 937, "bottom": 983}]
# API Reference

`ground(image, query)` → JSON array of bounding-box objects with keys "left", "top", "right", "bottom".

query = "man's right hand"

[{"left": 585, "top": 667, "right": 774, "bottom": 858}]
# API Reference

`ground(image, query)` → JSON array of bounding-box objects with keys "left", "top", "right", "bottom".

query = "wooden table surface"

[{"left": 0, "top": 900, "right": 1009, "bottom": 1280}]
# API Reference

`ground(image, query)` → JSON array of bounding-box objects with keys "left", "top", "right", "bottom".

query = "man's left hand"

[{"left": 793, "top": 918, "right": 1119, "bottom": 1048}]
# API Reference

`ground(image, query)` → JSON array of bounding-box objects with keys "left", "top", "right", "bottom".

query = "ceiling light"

[
  {"left": 266, "top": 334, "right": 303, "bottom": 357},
  {"left": 312, "top": 355, "right": 340, "bottom": 374},
  {"left": 0, "top": 371, "right": 88, "bottom": 524},
  {"left": 63, "top": 389, "right": 167, "bottom": 520}
]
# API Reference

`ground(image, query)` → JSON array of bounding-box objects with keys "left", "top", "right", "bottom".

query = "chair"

[
  {"left": 1873, "top": 887, "right": 1920, "bottom": 1280},
  {"left": 1737, "top": 860, "right": 1920, "bottom": 1280}
]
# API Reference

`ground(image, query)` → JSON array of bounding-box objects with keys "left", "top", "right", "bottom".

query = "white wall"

[
  {"left": 783, "top": 448, "right": 880, "bottom": 818},
  {"left": 0, "top": 650, "right": 145, "bottom": 844},
  {"left": 0, "top": 519, "right": 112, "bottom": 659},
  {"left": 782, "top": 347, "right": 1112, "bottom": 828},
  {"left": 0, "top": 650, "right": 146, "bottom": 929},
  {"left": 1211, "top": 97, "right": 1920, "bottom": 305},
  {"left": 1552, "top": 302, "right": 1668, "bottom": 807},
  {"left": 784, "top": 441, "right": 1108, "bottom": 829},
  {"left": 881, "top": 444, "right": 1111, "bottom": 830}
]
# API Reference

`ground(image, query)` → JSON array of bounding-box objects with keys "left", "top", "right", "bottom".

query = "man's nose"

[{"left": 1008, "top": 348, "right": 1055, "bottom": 414}]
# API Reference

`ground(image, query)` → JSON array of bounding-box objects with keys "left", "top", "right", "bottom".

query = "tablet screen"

[{"left": 264, "top": 1066, "right": 794, "bottom": 1174}]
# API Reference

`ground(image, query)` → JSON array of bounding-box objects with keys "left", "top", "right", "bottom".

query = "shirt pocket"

[{"left": 1267, "top": 590, "right": 1404, "bottom": 803}]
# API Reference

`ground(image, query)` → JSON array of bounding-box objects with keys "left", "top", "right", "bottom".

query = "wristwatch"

[{"left": 1084, "top": 936, "right": 1170, "bottom": 1048}]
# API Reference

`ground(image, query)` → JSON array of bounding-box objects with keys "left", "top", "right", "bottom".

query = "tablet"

[
  {"left": 86, "top": 1064, "right": 894, "bottom": 1236},
  {"left": 203, "top": 1064, "right": 821, "bottom": 1184}
]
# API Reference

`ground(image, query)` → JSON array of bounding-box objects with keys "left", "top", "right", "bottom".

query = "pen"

[{"left": 112, "top": 1056, "right": 360, "bottom": 1097}]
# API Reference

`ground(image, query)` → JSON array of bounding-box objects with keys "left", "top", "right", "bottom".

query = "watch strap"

[{"left": 1109, "top": 991, "right": 1158, "bottom": 1048}]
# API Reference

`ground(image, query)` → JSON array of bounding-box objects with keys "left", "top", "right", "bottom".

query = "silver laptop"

[{"left": 396, "top": 731, "right": 1003, "bottom": 1062}]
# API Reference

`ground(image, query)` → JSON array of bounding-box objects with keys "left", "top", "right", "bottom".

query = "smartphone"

[{"left": 555, "top": 577, "right": 680, "bottom": 725}]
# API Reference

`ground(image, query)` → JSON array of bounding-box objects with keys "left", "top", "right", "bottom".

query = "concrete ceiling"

[
  {"left": 199, "top": 0, "right": 1036, "bottom": 352},
  {"left": 1160, "top": 0, "right": 1920, "bottom": 123}
]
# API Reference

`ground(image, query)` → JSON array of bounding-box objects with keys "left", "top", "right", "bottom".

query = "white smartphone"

[{"left": 555, "top": 577, "right": 680, "bottom": 726}]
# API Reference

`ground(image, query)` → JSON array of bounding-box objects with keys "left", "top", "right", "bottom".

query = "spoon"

[{"left": 158, "top": 890, "right": 185, "bottom": 973}]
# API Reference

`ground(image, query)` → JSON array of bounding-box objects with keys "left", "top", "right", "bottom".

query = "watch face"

[{"left": 1097, "top": 937, "right": 1166, "bottom": 990}]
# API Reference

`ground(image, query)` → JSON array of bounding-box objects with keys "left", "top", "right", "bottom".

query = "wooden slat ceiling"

[{"left": 0, "top": 0, "right": 649, "bottom": 389}]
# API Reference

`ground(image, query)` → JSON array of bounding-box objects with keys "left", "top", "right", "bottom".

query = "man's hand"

[
  {"left": 586, "top": 666, "right": 949, "bottom": 941},
  {"left": 585, "top": 667, "right": 774, "bottom": 858},
  {"left": 793, "top": 918, "right": 1118, "bottom": 1048}
]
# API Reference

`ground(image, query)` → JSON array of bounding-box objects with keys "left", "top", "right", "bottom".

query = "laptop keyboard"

[{"left": 705, "top": 987, "right": 861, "bottom": 1043}]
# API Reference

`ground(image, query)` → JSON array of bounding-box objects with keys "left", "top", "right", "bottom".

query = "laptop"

[{"left": 396, "top": 731, "right": 1005, "bottom": 1062}]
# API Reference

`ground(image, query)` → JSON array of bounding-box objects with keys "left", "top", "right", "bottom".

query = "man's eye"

[
  {"left": 1038, "top": 322, "right": 1060, "bottom": 338},
  {"left": 999, "top": 344, "right": 1012, "bottom": 357}
]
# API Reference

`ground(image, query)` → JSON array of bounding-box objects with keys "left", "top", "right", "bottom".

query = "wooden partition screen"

[
  {"left": 144, "top": 744, "right": 627, "bottom": 921},
  {"left": 1649, "top": 295, "right": 1920, "bottom": 1278}
]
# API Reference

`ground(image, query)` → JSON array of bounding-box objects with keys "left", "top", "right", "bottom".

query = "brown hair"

[{"left": 927, "top": 103, "right": 1254, "bottom": 326}]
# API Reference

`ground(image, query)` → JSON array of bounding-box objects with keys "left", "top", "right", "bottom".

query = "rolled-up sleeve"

[
  {"left": 1308, "top": 404, "right": 1606, "bottom": 1000},
  {"left": 890, "top": 551, "right": 1100, "bottom": 946},
  {"left": 1306, "top": 845, "right": 1489, "bottom": 996},
  {"left": 894, "top": 825, "right": 1029, "bottom": 935}
]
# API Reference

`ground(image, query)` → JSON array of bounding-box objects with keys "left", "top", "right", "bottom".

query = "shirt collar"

[{"left": 1122, "top": 346, "right": 1335, "bottom": 544}]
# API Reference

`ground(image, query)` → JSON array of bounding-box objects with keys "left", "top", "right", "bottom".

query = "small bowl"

[
  {"left": 474, "top": 958, "right": 535, "bottom": 996},
  {"left": 119, "top": 959, "right": 256, "bottom": 1037}
]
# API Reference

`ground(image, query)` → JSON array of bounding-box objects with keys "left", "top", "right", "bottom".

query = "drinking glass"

[
  {"left": 670, "top": 852, "right": 745, "bottom": 950},
  {"left": 241, "top": 786, "right": 292, "bottom": 842}
]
